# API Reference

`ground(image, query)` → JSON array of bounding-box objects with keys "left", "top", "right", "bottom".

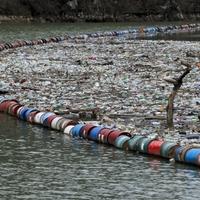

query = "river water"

[
  {"left": 1, "top": 113, "right": 200, "bottom": 200},
  {"left": 0, "top": 22, "right": 200, "bottom": 199},
  {"left": 0, "top": 21, "right": 200, "bottom": 42}
]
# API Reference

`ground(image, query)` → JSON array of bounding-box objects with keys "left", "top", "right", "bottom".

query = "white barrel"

[
  {"left": 17, "top": 106, "right": 24, "bottom": 117},
  {"left": 51, "top": 116, "right": 63, "bottom": 130},
  {"left": 34, "top": 112, "right": 46, "bottom": 124},
  {"left": 63, "top": 125, "right": 74, "bottom": 136}
]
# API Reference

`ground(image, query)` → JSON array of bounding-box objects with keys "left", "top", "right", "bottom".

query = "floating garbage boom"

[
  {"left": 1, "top": 97, "right": 200, "bottom": 167},
  {"left": 0, "top": 23, "right": 200, "bottom": 52}
]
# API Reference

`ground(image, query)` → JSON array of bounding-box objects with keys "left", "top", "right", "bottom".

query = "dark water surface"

[
  {"left": 0, "top": 21, "right": 199, "bottom": 42},
  {"left": 0, "top": 114, "right": 200, "bottom": 200}
]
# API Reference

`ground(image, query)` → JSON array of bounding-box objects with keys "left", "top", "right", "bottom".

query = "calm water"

[
  {"left": 0, "top": 21, "right": 199, "bottom": 42},
  {"left": 0, "top": 114, "right": 200, "bottom": 200}
]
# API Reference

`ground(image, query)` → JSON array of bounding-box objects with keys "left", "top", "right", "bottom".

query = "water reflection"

[{"left": 0, "top": 113, "right": 200, "bottom": 199}]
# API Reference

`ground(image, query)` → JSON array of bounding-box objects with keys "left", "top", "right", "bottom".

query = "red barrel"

[
  {"left": 107, "top": 130, "right": 131, "bottom": 145},
  {"left": 0, "top": 101, "right": 13, "bottom": 112},
  {"left": 99, "top": 128, "right": 114, "bottom": 144},
  {"left": 47, "top": 115, "right": 58, "bottom": 128},
  {"left": 7, "top": 102, "right": 19, "bottom": 114},
  {"left": 147, "top": 140, "right": 164, "bottom": 156},
  {"left": 12, "top": 105, "right": 23, "bottom": 116},
  {"left": 81, "top": 124, "right": 96, "bottom": 139}
]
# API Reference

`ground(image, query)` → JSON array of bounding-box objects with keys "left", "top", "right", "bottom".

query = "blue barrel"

[
  {"left": 24, "top": 108, "right": 38, "bottom": 121},
  {"left": 128, "top": 135, "right": 145, "bottom": 151},
  {"left": 71, "top": 124, "right": 85, "bottom": 138},
  {"left": 114, "top": 135, "right": 130, "bottom": 149},
  {"left": 40, "top": 112, "right": 55, "bottom": 125},
  {"left": 174, "top": 146, "right": 184, "bottom": 162},
  {"left": 19, "top": 107, "right": 30, "bottom": 120},
  {"left": 185, "top": 148, "right": 200, "bottom": 166},
  {"left": 88, "top": 126, "right": 103, "bottom": 141}
]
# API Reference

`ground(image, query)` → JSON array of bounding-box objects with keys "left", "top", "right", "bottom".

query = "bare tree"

[{"left": 164, "top": 62, "right": 192, "bottom": 129}]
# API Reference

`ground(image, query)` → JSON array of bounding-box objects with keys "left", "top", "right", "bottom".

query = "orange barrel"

[
  {"left": 147, "top": 140, "right": 165, "bottom": 156},
  {"left": 127, "top": 135, "right": 145, "bottom": 151},
  {"left": 63, "top": 125, "right": 75, "bottom": 136},
  {"left": 114, "top": 135, "right": 130, "bottom": 149},
  {"left": 107, "top": 130, "right": 131, "bottom": 145},
  {"left": 60, "top": 119, "right": 78, "bottom": 131},
  {"left": 81, "top": 124, "right": 97, "bottom": 139},
  {"left": 98, "top": 128, "right": 114, "bottom": 144}
]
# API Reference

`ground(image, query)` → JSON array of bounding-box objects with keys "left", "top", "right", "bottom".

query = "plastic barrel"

[
  {"left": 12, "top": 105, "right": 23, "bottom": 116},
  {"left": 19, "top": 107, "right": 34, "bottom": 120},
  {"left": 0, "top": 101, "right": 13, "bottom": 112},
  {"left": 108, "top": 130, "right": 131, "bottom": 145},
  {"left": 24, "top": 108, "right": 38, "bottom": 121},
  {"left": 160, "top": 142, "right": 179, "bottom": 158},
  {"left": 34, "top": 112, "right": 46, "bottom": 124},
  {"left": 51, "top": 116, "right": 64, "bottom": 130},
  {"left": 88, "top": 126, "right": 104, "bottom": 141},
  {"left": 99, "top": 129, "right": 114, "bottom": 144},
  {"left": 128, "top": 135, "right": 145, "bottom": 151},
  {"left": 7, "top": 102, "right": 19, "bottom": 115},
  {"left": 42, "top": 113, "right": 57, "bottom": 127},
  {"left": 40, "top": 112, "right": 55, "bottom": 124},
  {"left": 17, "top": 106, "right": 25, "bottom": 117},
  {"left": 174, "top": 146, "right": 185, "bottom": 162},
  {"left": 27, "top": 111, "right": 40, "bottom": 123},
  {"left": 70, "top": 124, "right": 85, "bottom": 137},
  {"left": 63, "top": 125, "right": 75, "bottom": 136},
  {"left": 178, "top": 146, "right": 195, "bottom": 162},
  {"left": 185, "top": 148, "right": 200, "bottom": 166},
  {"left": 9, "top": 104, "right": 20, "bottom": 115},
  {"left": 147, "top": 140, "right": 164, "bottom": 156},
  {"left": 55, "top": 118, "right": 66, "bottom": 131},
  {"left": 46, "top": 115, "right": 58, "bottom": 127},
  {"left": 137, "top": 137, "right": 154, "bottom": 154},
  {"left": 81, "top": 124, "right": 96, "bottom": 139},
  {"left": 60, "top": 119, "right": 78, "bottom": 131},
  {"left": 114, "top": 135, "right": 130, "bottom": 149}
]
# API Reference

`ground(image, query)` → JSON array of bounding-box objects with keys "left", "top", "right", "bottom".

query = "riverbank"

[
  {"left": 0, "top": 0, "right": 200, "bottom": 23},
  {"left": 0, "top": 29, "right": 200, "bottom": 144}
]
